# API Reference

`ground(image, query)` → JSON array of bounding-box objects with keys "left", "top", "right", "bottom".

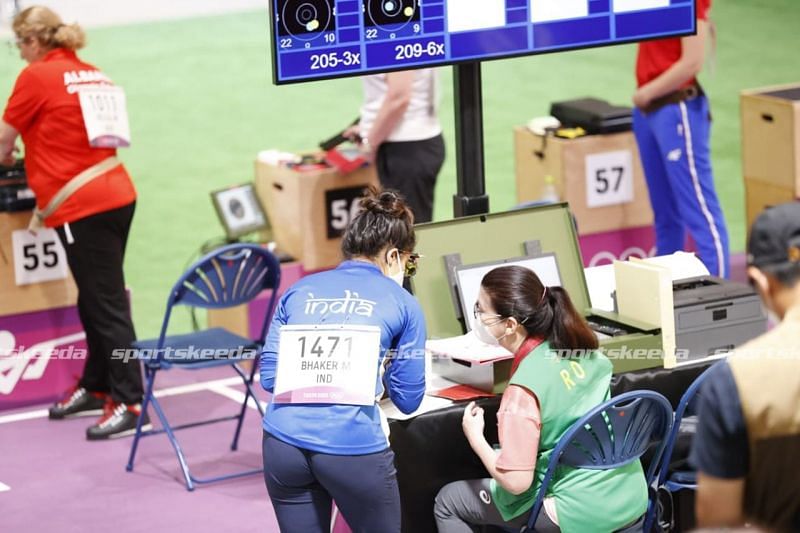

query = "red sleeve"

[
  {"left": 2, "top": 68, "right": 45, "bottom": 133},
  {"left": 495, "top": 385, "right": 541, "bottom": 471},
  {"left": 698, "top": 0, "right": 711, "bottom": 21}
]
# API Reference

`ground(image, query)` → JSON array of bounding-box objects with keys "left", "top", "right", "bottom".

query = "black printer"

[
  {"left": 0, "top": 160, "right": 36, "bottom": 212},
  {"left": 550, "top": 97, "right": 633, "bottom": 134}
]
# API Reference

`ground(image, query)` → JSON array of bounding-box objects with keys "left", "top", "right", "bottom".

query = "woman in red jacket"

[{"left": 0, "top": 6, "right": 147, "bottom": 440}]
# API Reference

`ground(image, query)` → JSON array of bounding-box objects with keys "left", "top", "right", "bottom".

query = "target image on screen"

[
  {"left": 276, "top": 0, "right": 337, "bottom": 54},
  {"left": 364, "top": 0, "right": 421, "bottom": 40},
  {"left": 269, "top": 0, "right": 697, "bottom": 84},
  {"left": 365, "top": 0, "right": 419, "bottom": 28},
  {"left": 211, "top": 183, "right": 270, "bottom": 240},
  {"left": 278, "top": 0, "right": 334, "bottom": 37}
]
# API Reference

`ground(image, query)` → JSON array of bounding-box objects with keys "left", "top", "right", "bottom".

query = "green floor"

[{"left": 1, "top": 0, "right": 798, "bottom": 337}]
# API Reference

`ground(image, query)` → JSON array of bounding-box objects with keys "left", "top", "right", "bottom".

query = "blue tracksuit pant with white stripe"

[{"left": 633, "top": 95, "right": 730, "bottom": 278}]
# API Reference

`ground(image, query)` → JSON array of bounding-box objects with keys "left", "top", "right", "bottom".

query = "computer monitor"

[
  {"left": 210, "top": 183, "right": 270, "bottom": 240},
  {"left": 455, "top": 253, "right": 562, "bottom": 331}
]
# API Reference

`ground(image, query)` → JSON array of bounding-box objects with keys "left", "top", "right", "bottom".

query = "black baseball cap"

[{"left": 747, "top": 202, "right": 800, "bottom": 269}]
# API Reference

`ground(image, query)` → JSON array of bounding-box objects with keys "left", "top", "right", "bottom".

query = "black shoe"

[
  {"left": 48, "top": 387, "right": 107, "bottom": 419},
  {"left": 86, "top": 402, "right": 152, "bottom": 441}
]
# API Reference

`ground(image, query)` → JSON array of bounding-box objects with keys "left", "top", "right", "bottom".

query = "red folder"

[
  {"left": 430, "top": 384, "right": 496, "bottom": 401},
  {"left": 324, "top": 146, "right": 367, "bottom": 174}
]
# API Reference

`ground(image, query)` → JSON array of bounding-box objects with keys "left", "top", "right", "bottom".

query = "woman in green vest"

[{"left": 434, "top": 266, "right": 648, "bottom": 532}]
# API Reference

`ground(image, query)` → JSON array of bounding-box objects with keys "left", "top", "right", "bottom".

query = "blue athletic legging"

[
  {"left": 262, "top": 431, "right": 401, "bottom": 533},
  {"left": 633, "top": 95, "right": 730, "bottom": 277}
]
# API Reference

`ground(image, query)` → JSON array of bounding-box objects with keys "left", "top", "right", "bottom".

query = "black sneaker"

[
  {"left": 86, "top": 401, "right": 152, "bottom": 441},
  {"left": 48, "top": 387, "right": 107, "bottom": 419}
]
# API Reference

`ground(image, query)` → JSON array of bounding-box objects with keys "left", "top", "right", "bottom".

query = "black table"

[{"left": 388, "top": 361, "right": 713, "bottom": 533}]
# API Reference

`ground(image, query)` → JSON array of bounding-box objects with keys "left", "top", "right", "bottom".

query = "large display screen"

[{"left": 270, "top": 0, "right": 696, "bottom": 84}]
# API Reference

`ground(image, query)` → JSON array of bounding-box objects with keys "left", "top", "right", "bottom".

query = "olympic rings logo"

[{"left": 587, "top": 246, "right": 657, "bottom": 267}]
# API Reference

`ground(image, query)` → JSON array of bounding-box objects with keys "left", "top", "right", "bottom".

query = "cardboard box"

[
  {"left": 207, "top": 304, "right": 249, "bottom": 339},
  {"left": 0, "top": 212, "right": 78, "bottom": 317},
  {"left": 514, "top": 127, "right": 653, "bottom": 235},
  {"left": 744, "top": 178, "right": 798, "bottom": 234},
  {"left": 741, "top": 83, "right": 800, "bottom": 190},
  {"left": 254, "top": 158, "right": 379, "bottom": 271}
]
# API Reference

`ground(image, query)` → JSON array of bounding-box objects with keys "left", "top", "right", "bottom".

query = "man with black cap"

[{"left": 690, "top": 202, "right": 800, "bottom": 531}]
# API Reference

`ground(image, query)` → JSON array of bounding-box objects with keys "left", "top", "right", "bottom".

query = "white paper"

[
  {"left": 273, "top": 325, "right": 381, "bottom": 406},
  {"left": 257, "top": 149, "right": 301, "bottom": 166},
  {"left": 532, "top": 0, "right": 588, "bottom": 23},
  {"left": 584, "top": 263, "right": 617, "bottom": 312},
  {"left": 638, "top": 252, "right": 710, "bottom": 281},
  {"left": 585, "top": 150, "right": 634, "bottom": 208},
  {"left": 447, "top": 0, "right": 505, "bottom": 32},
  {"left": 426, "top": 332, "right": 512, "bottom": 365},
  {"left": 78, "top": 86, "right": 131, "bottom": 148},
  {"left": 11, "top": 229, "right": 69, "bottom": 286}
]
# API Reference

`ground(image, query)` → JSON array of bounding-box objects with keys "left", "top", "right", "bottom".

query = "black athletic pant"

[
  {"left": 55, "top": 201, "right": 143, "bottom": 405},
  {"left": 375, "top": 134, "right": 445, "bottom": 223},
  {"left": 263, "top": 431, "right": 402, "bottom": 533}
]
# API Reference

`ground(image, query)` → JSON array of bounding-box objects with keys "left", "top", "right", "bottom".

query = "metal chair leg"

[
  {"left": 230, "top": 362, "right": 261, "bottom": 451},
  {"left": 247, "top": 359, "right": 265, "bottom": 417},
  {"left": 126, "top": 366, "right": 156, "bottom": 472},
  {"left": 230, "top": 394, "right": 249, "bottom": 451},
  {"left": 128, "top": 360, "right": 267, "bottom": 490},
  {"left": 149, "top": 395, "right": 195, "bottom": 491}
]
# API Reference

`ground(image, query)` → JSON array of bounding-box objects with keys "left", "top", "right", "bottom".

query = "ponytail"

[
  {"left": 51, "top": 23, "right": 86, "bottom": 51},
  {"left": 544, "top": 286, "right": 598, "bottom": 352},
  {"left": 481, "top": 266, "right": 598, "bottom": 356},
  {"left": 13, "top": 6, "right": 86, "bottom": 51}
]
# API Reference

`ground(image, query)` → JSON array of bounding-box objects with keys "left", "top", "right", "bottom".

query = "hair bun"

[{"left": 359, "top": 186, "right": 408, "bottom": 220}]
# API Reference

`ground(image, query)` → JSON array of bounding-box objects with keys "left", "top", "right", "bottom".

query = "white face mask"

[
  {"left": 386, "top": 249, "right": 404, "bottom": 286},
  {"left": 389, "top": 269, "right": 404, "bottom": 286},
  {"left": 473, "top": 317, "right": 503, "bottom": 346}
]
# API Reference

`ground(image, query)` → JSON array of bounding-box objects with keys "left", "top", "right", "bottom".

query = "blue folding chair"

[
  {"left": 647, "top": 368, "right": 712, "bottom": 530},
  {"left": 126, "top": 243, "right": 281, "bottom": 491},
  {"left": 517, "top": 390, "right": 673, "bottom": 533}
]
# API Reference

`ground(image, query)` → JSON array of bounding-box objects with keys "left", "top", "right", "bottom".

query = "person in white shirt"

[{"left": 346, "top": 69, "right": 444, "bottom": 223}]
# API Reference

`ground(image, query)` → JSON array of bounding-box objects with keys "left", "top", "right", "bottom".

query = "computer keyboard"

[{"left": 587, "top": 320, "right": 629, "bottom": 337}]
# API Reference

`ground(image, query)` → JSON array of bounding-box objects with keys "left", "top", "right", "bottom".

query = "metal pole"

[{"left": 452, "top": 62, "right": 489, "bottom": 217}]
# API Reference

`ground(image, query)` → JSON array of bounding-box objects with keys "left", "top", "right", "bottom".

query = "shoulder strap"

[{"left": 29, "top": 156, "right": 120, "bottom": 230}]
